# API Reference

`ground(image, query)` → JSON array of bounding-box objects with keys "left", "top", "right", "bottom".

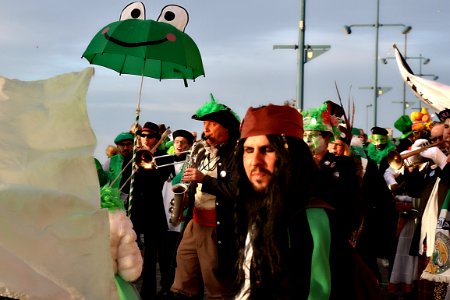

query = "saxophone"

[{"left": 169, "top": 140, "right": 205, "bottom": 226}]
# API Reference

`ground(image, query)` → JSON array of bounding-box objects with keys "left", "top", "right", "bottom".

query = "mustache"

[{"left": 251, "top": 167, "right": 272, "bottom": 176}]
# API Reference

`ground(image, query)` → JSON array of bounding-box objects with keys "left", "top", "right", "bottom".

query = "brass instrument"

[
  {"left": 110, "top": 127, "right": 172, "bottom": 189},
  {"left": 169, "top": 141, "right": 205, "bottom": 226},
  {"left": 135, "top": 150, "right": 190, "bottom": 169},
  {"left": 169, "top": 183, "right": 189, "bottom": 227},
  {"left": 387, "top": 140, "right": 445, "bottom": 170}
]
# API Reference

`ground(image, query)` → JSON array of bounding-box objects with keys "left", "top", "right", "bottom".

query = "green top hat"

[{"left": 394, "top": 115, "right": 413, "bottom": 139}]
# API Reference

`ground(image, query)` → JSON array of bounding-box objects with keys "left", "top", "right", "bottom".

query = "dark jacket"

[
  {"left": 130, "top": 149, "right": 173, "bottom": 234},
  {"left": 246, "top": 205, "right": 370, "bottom": 300},
  {"left": 182, "top": 140, "right": 238, "bottom": 278},
  {"left": 318, "top": 152, "right": 362, "bottom": 237}
]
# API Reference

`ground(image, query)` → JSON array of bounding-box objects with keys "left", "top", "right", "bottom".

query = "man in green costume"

[{"left": 103, "top": 131, "right": 134, "bottom": 205}]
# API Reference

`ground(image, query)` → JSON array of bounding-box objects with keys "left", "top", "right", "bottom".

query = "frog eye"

[
  {"left": 120, "top": 2, "right": 146, "bottom": 21},
  {"left": 157, "top": 5, "right": 189, "bottom": 32}
]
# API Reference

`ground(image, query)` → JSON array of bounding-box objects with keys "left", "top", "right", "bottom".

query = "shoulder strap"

[{"left": 306, "top": 207, "right": 332, "bottom": 300}]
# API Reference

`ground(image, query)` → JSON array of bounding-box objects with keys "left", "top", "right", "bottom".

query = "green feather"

[
  {"left": 100, "top": 185, "right": 125, "bottom": 211},
  {"left": 195, "top": 93, "right": 240, "bottom": 121}
]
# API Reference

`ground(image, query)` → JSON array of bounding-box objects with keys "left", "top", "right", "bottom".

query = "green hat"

[
  {"left": 114, "top": 132, "right": 134, "bottom": 144},
  {"left": 192, "top": 93, "right": 240, "bottom": 137},
  {"left": 303, "top": 102, "right": 345, "bottom": 142},
  {"left": 351, "top": 127, "right": 361, "bottom": 136},
  {"left": 394, "top": 115, "right": 413, "bottom": 139}
]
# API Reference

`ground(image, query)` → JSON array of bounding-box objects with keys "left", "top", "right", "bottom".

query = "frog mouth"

[{"left": 102, "top": 27, "right": 176, "bottom": 47}]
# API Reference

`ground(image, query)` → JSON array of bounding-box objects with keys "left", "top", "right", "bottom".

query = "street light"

[
  {"left": 392, "top": 101, "right": 416, "bottom": 109},
  {"left": 343, "top": 0, "right": 411, "bottom": 126},
  {"left": 381, "top": 54, "right": 430, "bottom": 66},
  {"left": 359, "top": 86, "right": 392, "bottom": 96},
  {"left": 273, "top": 0, "right": 331, "bottom": 110}
]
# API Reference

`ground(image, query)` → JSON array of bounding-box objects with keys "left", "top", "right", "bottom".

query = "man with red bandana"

[{"left": 230, "top": 104, "right": 379, "bottom": 299}]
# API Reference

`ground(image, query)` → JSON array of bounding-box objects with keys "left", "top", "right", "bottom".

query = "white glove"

[
  {"left": 411, "top": 138, "right": 430, "bottom": 150},
  {"left": 384, "top": 166, "right": 400, "bottom": 189},
  {"left": 420, "top": 146, "right": 448, "bottom": 170},
  {"left": 394, "top": 195, "right": 413, "bottom": 203}
]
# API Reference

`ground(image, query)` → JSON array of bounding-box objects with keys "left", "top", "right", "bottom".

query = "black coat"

[
  {"left": 182, "top": 141, "right": 238, "bottom": 278},
  {"left": 244, "top": 205, "right": 365, "bottom": 300},
  {"left": 318, "top": 152, "right": 362, "bottom": 236},
  {"left": 130, "top": 149, "right": 173, "bottom": 234},
  {"left": 357, "top": 156, "right": 397, "bottom": 264}
]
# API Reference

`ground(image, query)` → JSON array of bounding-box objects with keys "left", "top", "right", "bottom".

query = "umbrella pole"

[{"left": 127, "top": 74, "right": 145, "bottom": 216}]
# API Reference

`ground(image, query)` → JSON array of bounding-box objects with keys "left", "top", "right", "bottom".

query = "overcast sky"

[{"left": 1, "top": 0, "right": 449, "bottom": 162}]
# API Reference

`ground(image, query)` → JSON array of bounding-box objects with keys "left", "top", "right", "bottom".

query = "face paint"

[
  {"left": 304, "top": 130, "right": 326, "bottom": 154},
  {"left": 371, "top": 134, "right": 388, "bottom": 150}
]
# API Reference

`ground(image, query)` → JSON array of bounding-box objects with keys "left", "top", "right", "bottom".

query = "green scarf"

[{"left": 366, "top": 141, "right": 395, "bottom": 165}]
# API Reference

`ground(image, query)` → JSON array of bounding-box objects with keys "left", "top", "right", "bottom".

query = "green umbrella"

[
  {"left": 82, "top": 14, "right": 205, "bottom": 85},
  {"left": 82, "top": 2, "right": 205, "bottom": 216}
]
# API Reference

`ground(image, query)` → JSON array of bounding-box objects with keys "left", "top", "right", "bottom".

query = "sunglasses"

[{"left": 140, "top": 133, "right": 157, "bottom": 139}]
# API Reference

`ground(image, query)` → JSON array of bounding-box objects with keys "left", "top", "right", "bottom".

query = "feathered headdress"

[
  {"left": 332, "top": 83, "right": 356, "bottom": 145},
  {"left": 303, "top": 102, "right": 336, "bottom": 133},
  {"left": 303, "top": 83, "right": 355, "bottom": 145}
]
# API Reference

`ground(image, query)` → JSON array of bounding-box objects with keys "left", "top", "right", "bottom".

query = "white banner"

[{"left": 394, "top": 44, "right": 450, "bottom": 113}]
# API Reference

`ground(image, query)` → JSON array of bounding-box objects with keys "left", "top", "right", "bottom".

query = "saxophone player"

[
  {"left": 159, "top": 129, "right": 195, "bottom": 300},
  {"left": 171, "top": 94, "right": 240, "bottom": 299}
]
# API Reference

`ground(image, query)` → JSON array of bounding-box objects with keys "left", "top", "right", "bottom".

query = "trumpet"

[
  {"left": 387, "top": 140, "right": 445, "bottom": 170},
  {"left": 135, "top": 149, "right": 190, "bottom": 169},
  {"left": 169, "top": 140, "right": 205, "bottom": 226}
]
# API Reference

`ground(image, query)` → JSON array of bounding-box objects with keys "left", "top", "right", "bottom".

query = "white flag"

[
  {"left": 394, "top": 44, "right": 450, "bottom": 113},
  {"left": 0, "top": 68, "right": 115, "bottom": 299}
]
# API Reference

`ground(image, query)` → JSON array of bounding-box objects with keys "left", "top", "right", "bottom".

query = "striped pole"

[{"left": 126, "top": 74, "right": 145, "bottom": 216}]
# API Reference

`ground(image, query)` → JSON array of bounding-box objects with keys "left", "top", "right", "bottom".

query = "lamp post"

[
  {"left": 400, "top": 26, "right": 412, "bottom": 116},
  {"left": 343, "top": 0, "right": 411, "bottom": 126},
  {"left": 298, "top": 0, "right": 306, "bottom": 110},
  {"left": 273, "top": 43, "right": 331, "bottom": 109},
  {"left": 366, "top": 104, "right": 373, "bottom": 132},
  {"left": 273, "top": 0, "right": 330, "bottom": 110}
]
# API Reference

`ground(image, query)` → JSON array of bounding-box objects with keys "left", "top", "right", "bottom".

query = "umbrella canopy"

[{"left": 82, "top": 3, "right": 204, "bottom": 84}]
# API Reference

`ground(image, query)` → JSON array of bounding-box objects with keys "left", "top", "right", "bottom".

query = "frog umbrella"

[
  {"left": 82, "top": 1, "right": 204, "bottom": 231},
  {"left": 82, "top": 2, "right": 205, "bottom": 86}
]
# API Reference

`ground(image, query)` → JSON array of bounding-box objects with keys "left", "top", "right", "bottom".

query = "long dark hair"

[{"left": 232, "top": 135, "right": 323, "bottom": 297}]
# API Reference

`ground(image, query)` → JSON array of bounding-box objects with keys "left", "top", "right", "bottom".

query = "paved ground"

[{"left": 131, "top": 256, "right": 406, "bottom": 299}]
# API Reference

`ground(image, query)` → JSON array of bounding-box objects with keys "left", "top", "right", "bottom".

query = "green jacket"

[{"left": 108, "top": 154, "right": 125, "bottom": 189}]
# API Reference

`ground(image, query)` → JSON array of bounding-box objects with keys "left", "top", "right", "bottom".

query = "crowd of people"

[{"left": 96, "top": 94, "right": 450, "bottom": 300}]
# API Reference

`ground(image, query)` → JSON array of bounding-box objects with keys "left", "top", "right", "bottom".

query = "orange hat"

[{"left": 240, "top": 104, "right": 304, "bottom": 139}]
